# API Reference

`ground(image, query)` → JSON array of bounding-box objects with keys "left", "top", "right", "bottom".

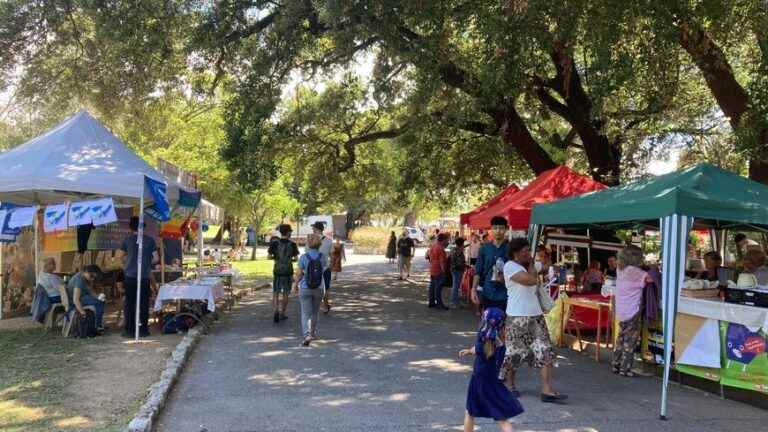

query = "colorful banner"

[
  {"left": 721, "top": 322, "right": 768, "bottom": 393},
  {"left": 159, "top": 190, "right": 200, "bottom": 239},
  {"left": 42, "top": 207, "right": 157, "bottom": 252}
]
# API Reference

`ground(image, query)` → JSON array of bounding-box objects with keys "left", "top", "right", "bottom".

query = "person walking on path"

[
  {"left": 292, "top": 233, "right": 327, "bottom": 347},
  {"left": 450, "top": 237, "right": 467, "bottom": 308},
  {"left": 268, "top": 224, "right": 299, "bottom": 323},
  {"left": 397, "top": 229, "right": 416, "bottom": 280},
  {"left": 500, "top": 238, "right": 567, "bottom": 403},
  {"left": 120, "top": 216, "right": 158, "bottom": 338},
  {"left": 386, "top": 231, "right": 397, "bottom": 264},
  {"left": 427, "top": 233, "right": 449, "bottom": 310},
  {"left": 330, "top": 236, "right": 346, "bottom": 281},
  {"left": 471, "top": 216, "right": 510, "bottom": 311},
  {"left": 459, "top": 307, "right": 524, "bottom": 432},
  {"left": 612, "top": 245, "right": 649, "bottom": 377},
  {"left": 312, "top": 221, "right": 334, "bottom": 313}
]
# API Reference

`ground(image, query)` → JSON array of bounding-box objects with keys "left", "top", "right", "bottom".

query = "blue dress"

[{"left": 466, "top": 342, "right": 524, "bottom": 421}]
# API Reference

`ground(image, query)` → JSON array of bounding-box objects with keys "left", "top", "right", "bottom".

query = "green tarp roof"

[{"left": 530, "top": 163, "right": 768, "bottom": 230}]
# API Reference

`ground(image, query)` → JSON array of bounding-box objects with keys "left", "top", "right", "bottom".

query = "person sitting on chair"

[
  {"left": 67, "top": 265, "right": 106, "bottom": 332},
  {"left": 38, "top": 257, "right": 68, "bottom": 309}
]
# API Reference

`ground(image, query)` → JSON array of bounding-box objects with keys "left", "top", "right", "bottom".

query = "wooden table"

[{"left": 561, "top": 296, "right": 613, "bottom": 362}]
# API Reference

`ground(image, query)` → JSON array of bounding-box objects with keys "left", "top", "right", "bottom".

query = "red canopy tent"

[
  {"left": 505, "top": 166, "right": 606, "bottom": 229},
  {"left": 459, "top": 184, "right": 519, "bottom": 226}
]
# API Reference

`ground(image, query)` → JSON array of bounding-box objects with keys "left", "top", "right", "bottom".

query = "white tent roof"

[{"left": 0, "top": 110, "right": 171, "bottom": 205}]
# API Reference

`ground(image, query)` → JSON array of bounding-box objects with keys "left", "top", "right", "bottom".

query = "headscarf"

[{"left": 478, "top": 307, "right": 506, "bottom": 348}]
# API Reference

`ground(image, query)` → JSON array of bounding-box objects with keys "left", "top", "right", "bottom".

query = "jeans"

[
  {"left": 451, "top": 270, "right": 464, "bottom": 305},
  {"left": 299, "top": 288, "right": 323, "bottom": 338},
  {"left": 429, "top": 274, "right": 446, "bottom": 307},
  {"left": 79, "top": 294, "right": 105, "bottom": 328},
  {"left": 49, "top": 295, "right": 62, "bottom": 305},
  {"left": 124, "top": 277, "right": 151, "bottom": 335}
]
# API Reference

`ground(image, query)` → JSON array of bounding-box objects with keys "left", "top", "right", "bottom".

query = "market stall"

[
  {"left": 530, "top": 163, "right": 768, "bottom": 418},
  {"left": 0, "top": 110, "right": 203, "bottom": 340},
  {"left": 460, "top": 183, "right": 520, "bottom": 227}
]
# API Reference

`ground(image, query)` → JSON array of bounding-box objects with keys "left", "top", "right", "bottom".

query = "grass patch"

[
  {"left": 231, "top": 258, "right": 277, "bottom": 280},
  {"left": 0, "top": 328, "right": 90, "bottom": 432}
]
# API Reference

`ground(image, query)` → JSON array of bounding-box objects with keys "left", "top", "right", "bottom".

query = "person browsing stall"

[{"left": 120, "top": 216, "right": 159, "bottom": 338}]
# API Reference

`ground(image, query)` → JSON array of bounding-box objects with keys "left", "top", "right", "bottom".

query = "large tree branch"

[
  {"left": 430, "top": 111, "right": 500, "bottom": 136},
  {"left": 337, "top": 125, "right": 409, "bottom": 172}
]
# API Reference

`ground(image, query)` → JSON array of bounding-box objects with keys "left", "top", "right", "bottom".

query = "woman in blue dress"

[{"left": 459, "top": 307, "right": 523, "bottom": 432}]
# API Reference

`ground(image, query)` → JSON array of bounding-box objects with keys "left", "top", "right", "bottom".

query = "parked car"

[{"left": 404, "top": 226, "right": 425, "bottom": 244}]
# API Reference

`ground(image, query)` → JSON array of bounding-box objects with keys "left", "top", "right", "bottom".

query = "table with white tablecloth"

[{"left": 154, "top": 277, "right": 226, "bottom": 312}]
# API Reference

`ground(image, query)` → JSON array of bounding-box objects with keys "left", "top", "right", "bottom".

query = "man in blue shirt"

[
  {"left": 472, "top": 216, "right": 510, "bottom": 310},
  {"left": 120, "top": 216, "right": 159, "bottom": 337}
]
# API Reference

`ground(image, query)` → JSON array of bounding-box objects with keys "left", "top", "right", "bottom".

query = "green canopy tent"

[{"left": 528, "top": 163, "right": 768, "bottom": 420}]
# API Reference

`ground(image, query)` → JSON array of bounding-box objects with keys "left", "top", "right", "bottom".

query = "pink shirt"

[{"left": 615, "top": 266, "right": 647, "bottom": 321}]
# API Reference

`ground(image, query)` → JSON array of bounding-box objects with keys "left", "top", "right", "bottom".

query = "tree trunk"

[
  {"left": 491, "top": 105, "right": 558, "bottom": 175},
  {"left": 677, "top": 20, "right": 768, "bottom": 184}
]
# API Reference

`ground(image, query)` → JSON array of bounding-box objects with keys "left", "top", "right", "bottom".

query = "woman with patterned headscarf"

[{"left": 459, "top": 307, "right": 523, "bottom": 432}]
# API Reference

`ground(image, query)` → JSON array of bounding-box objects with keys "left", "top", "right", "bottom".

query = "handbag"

[{"left": 537, "top": 281, "right": 555, "bottom": 313}]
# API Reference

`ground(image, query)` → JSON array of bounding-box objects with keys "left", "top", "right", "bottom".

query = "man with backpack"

[
  {"left": 312, "top": 221, "right": 334, "bottom": 313},
  {"left": 268, "top": 224, "right": 300, "bottom": 323},
  {"left": 292, "top": 233, "right": 327, "bottom": 346}
]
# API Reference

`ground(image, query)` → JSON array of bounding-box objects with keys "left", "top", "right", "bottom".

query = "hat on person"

[
  {"left": 311, "top": 221, "right": 326, "bottom": 231},
  {"left": 477, "top": 307, "right": 506, "bottom": 347}
]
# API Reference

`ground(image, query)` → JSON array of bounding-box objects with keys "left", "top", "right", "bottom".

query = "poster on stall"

[
  {"left": 42, "top": 207, "right": 156, "bottom": 252},
  {"left": 720, "top": 322, "right": 768, "bottom": 394},
  {"left": 44, "top": 203, "right": 69, "bottom": 232},
  {"left": 675, "top": 314, "right": 721, "bottom": 369}
]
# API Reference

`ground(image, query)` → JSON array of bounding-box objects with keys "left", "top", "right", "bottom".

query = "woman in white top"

[{"left": 499, "top": 238, "right": 567, "bottom": 404}]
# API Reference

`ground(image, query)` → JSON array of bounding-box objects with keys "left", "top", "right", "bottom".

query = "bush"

[{"left": 350, "top": 226, "right": 395, "bottom": 255}]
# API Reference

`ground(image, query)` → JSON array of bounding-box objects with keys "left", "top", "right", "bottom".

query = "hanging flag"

[
  {"left": 69, "top": 201, "right": 94, "bottom": 226},
  {"left": 178, "top": 189, "right": 201, "bottom": 208},
  {"left": 8, "top": 206, "right": 36, "bottom": 229},
  {"left": 44, "top": 203, "right": 69, "bottom": 232},
  {"left": 144, "top": 176, "right": 171, "bottom": 221},
  {"left": 0, "top": 202, "right": 21, "bottom": 236},
  {"left": 89, "top": 198, "right": 117, "bottom": 226},
  {"left": 0, "top": 210, "right": 15, "bottom": 242}
]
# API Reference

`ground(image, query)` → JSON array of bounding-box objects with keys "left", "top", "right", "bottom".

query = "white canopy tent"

[{"left": 0, "top": 110, "right": 201, "bottom": 340}]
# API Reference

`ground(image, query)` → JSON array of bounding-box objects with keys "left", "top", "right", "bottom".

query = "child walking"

[{"left": 459, "top": 307, "right": 523, "bottom": 432}]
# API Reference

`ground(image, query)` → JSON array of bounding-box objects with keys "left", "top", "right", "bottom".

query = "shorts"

[
  {"left": 398, "top": 255, "right": 412, "bottom": 272},
  {"left": 499, "top": 315, "right": 555, "bottom": 378},
  {"left": 273, "top": 275, "right": 293, "bottom": 294}
]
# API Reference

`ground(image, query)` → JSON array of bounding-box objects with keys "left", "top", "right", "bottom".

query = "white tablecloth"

[
  {"left": 154, "top": 277, "right": 226, "bottom": 312},
  {"left": 679, "top": 297, "right": 768, "bottom": 329}
]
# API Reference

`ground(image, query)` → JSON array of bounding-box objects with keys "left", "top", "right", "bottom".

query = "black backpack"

[
  {"left": 305, "top": 253, "right": 324, "bottom": 289},
  {"left": 71, "top": 310, "right": 97, "bottom": 338},
  {"left": 274, "top": 241, "right": 295, "bottom": 276}
]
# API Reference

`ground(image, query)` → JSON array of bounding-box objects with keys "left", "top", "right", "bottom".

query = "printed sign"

[{"left": 44, "top": 203, "right": 69, "bottom": 232}]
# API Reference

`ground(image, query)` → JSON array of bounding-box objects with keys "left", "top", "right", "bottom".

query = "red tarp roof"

[
  {"left": 505, "top": 166, "right": 606, "bottom": 229},
  {"left": 459, "top": 184, "right": 519, "bottom": 225}
]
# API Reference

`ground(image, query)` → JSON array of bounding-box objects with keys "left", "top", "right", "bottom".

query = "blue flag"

[
  {"left": 144, "top": 176, "right": 171, "bottom": 221},
  {"left": 178, "top": 189, "right": 201, "bottom": 209}
]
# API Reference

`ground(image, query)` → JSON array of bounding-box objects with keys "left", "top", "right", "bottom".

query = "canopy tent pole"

[
  {"left": 587, "top": 228, "right": 592, "bottom": 265},
  {"left": 135, "top": 180, "right": 146, "bottom": 341},
  {"left": 659, "top": 214, "right": 694, "bottom": 420},
  {"left": 160, "top": 237, "right": 165, "bottom": 286},
  {"left": 197, "top": 205, "right": 203, "bottom": 271},
  {"left": 34, "top": 206, "right": 40, "bottom": 287}
]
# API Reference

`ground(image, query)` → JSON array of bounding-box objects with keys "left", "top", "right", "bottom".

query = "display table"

[
  {"left": 564, "top": 293, "right": 612, "bottom": 331},
  {"left": 561, "top": 295, "right": 613, "bottom": 362},
  {"left": 153, "top": 277, "right": 225, "bottom": 312},
  {"left": 679, "top": 297, "right": 768, "bottom": 329}
]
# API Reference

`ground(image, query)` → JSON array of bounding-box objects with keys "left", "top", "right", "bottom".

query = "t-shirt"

[
  {"left": 503, "top": 261, "right": 542, "bottom": 317},
  {"left": 474, "top": 241, "right": 509, "bottom": 302},
  {"left": 66, "top": 272, "right": 94, "bottom": 303},
  {"left": 268, "top": 238, "right": 299, "bottom": 275},
  {"left": 428, "top": 243, "right": 447, "bottom": 276},
  {"left": 318, "top": 236, "right": 333, "bottom": 269},
  {"left": 397, "top": 237, "right": 415, "bottom": 257},
  {"left": 38, "top": 272, "right": 64, "bottom": 298},
  {"left": 615, "top": 265, "right": 647, "bottom": 321},
  {"left": 122, "top": 234, "right": 157, "bottom": 279},
  {"left": 298, "top": 249, "right": 327, "bottom": 290}
]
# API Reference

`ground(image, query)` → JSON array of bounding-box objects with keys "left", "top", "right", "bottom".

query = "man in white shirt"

[
  {"left": 312, "top": 221, "right": 334, "bottom": 313},
  {"left": 500, "top": 238, "right": 567, "bottom": 404}
]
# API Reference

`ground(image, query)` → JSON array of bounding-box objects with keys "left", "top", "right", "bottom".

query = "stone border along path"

[{"left": 125, "top": 326, "right": 205, "bottom": 432}]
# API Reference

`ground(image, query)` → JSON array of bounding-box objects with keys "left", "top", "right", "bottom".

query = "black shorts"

[
  {"left": 480, "top": 297, "right": 507, "bottom": 311},
  {"left": 469, "top": 258, "right": 477, "bottom": 266}
]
